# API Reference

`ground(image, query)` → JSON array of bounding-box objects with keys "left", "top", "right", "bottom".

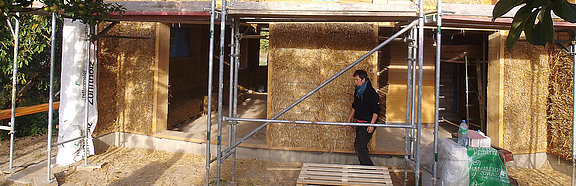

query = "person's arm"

[
  {"left": 367, "top": 113, "right": 377, "bottom": 133},
  {"left": 347, "top": 108, "right": 355, "bottom": 130},
  {"left": 348, "top": 108, "right": 355, "bottom": 123},
  {"left": 367, "top": 90, "right": 380, "bottom": 134}
]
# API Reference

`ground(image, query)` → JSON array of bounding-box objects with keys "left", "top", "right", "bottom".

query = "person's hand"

[{"left": 367, "top": 126, "right": 374, "bottom": 133}]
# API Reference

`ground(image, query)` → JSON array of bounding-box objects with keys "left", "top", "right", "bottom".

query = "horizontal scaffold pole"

[
  {"left": 220, "top": 20, "right": 418, "bottom": 158},
  {"left": 223, "top": 117, "right": 413, "bottom": 128}
]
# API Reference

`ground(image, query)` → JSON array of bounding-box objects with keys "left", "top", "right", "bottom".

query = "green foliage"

[
  {"left": 493, "top": 0, "right": 576, "bottom": 50},
  {"left": 0, "top": 0, "right": 125, "bottom": 26},
  {"left": 0, "top": 14, "right": 61, "bottom": 140}
]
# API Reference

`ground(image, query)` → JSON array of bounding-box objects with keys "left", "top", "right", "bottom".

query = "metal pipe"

[
  {"left": 416, "top": 0, "right": 425, "bottom": 182},
  {"left": 224, "top": 20, "right": 418, "bottom": 153},
  {"left": 231, "top": 19, "right": 240, "bottom": 184},
  {"left": 8, "top": 13, "right": 20, "bottom": 170},
  {"left": 227, "top": 17, "right": 236, "bottom": 184},
  {"left": 227, "top": 17, "right": 235, "bottom": 164},
  {"left": 406, "top": 28, "right": 418, "bottom": 163},
  {"left": 465, "top": 56, "right": 470, "bottom": 123},
  {"left": 223, "top": 117, "right": 413, "bottom": 127},
  {"left": 404, "top": 26, "right": 415, "bottom": 186},
  {"left": 433, "top": 0, "right": 443, "bottom": 183},
  {"left": 47, "top": 12, "right": 57, "bottom": 182},
  {"left": 52, "top": 136, "right": 83, "bottom": 147},
  {"left": 83, "top": 25, "right": 92, "bottom": 167},
  {"left": 206, "top": 0, "right": 216, "bottom": 183},
  {"left": 216, "top": 0, "right": 227, "bottom": 183},
  {"left": 410, "top": 27, "right": 418, "bottom": 161}
]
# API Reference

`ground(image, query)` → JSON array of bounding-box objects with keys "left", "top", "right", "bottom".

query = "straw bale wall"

[
  {"left": 500, "top": 42, "right": 549, "bottom": 154},
  {"left": 547, "top": 33, "right": 575, "bottom": 160},
  {"left": 96, "top": 22, "right": 157, "bottom": 136},
  {"left": 266, "top": 23, "right": 378, "bottom": 152}
]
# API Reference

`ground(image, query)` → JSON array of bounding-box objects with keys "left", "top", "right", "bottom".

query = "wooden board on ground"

[{"left": 297, "top": 163, "right": 392, "bottom": 185}]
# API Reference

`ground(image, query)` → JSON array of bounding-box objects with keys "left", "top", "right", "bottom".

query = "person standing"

[{"left": 347, "top": 70, "right": 380, "bottom": 166}]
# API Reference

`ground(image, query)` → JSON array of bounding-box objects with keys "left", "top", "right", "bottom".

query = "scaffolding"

[
  {"left": 1, "top": 0, "right": 575, "bottom": 185},
  {"left": 204, "top": 0, "right": 441, "bottom": 185}
]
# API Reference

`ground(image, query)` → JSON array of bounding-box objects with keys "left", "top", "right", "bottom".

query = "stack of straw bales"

[
  {"left": 547, "top": 33, "right": 575, "bottom": 160},
  {"left": 96, "top": 22, "right": 157, "bottom": 136},
  {"left": 502, "top": 42, "right": 549, "bottom": 154},
  {"left": 266, "top": 23, "right": 378, "bottom": 152}
]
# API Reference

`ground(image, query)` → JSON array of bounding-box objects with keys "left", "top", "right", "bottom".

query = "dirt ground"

[{"left": 0, "top": 134, "right": 572, "bottom": 185}]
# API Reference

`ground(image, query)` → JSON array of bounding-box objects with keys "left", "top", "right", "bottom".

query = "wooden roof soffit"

[
  {"left": 104, "top": 1, "right": 417, "bottom": 22},
  {"left": 435, "top": 3, "right": 576, "bottom": 30}
]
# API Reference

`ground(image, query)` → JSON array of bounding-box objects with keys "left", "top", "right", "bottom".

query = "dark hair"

[{"left": 353, "top": 70, "right": 368, "bottom": 80}]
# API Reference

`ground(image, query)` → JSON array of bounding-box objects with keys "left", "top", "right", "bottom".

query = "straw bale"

[
  {"left": 547, "top": 33, "right": 574, "bottom": 160},
  {"left": 95, "top": 22, "right": 157, "bottom": 136},
  {"left": 267, "top": 23, "right": 377, "bottom": 152},
  {"left": 501, "top": 41, "right": 549, "bottom": 154}
]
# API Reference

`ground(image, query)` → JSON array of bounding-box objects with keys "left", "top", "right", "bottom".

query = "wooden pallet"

[{"left": 296, "top": 163, "right": 393, "bottom": 186}]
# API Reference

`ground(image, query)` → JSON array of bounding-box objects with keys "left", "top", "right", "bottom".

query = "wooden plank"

[
  {"left": 304, "top": 163, "right": 388, "bottom": 170},
  {"left": 227, "top": 2, "right": 416, "bottom": 21},
  {"left": 152, "top": 23, "right": 170, "bottom": 133},
  {"left": 302, "top": 167, "right": 390, "bottom": 175},
  {"left": 106, "top": 1, "right": 210, "bottom": 14},
  {"left": 487, "top": 31, "right": 504, "bottom": 147},
  {"left": 298, "top": 175, "right": 392, "bottom": 183},
  {"left": 300, "top": 170, "right": 392, "bottom": 179},
  {"left": 297, "top": 163, "right": 393, "bottom": 186},
  {"left": 297, "top": 178, "right": 390, "bottom": 185},
  {"left": 0, "top": 102, "right": 60, "bottom": 120}
]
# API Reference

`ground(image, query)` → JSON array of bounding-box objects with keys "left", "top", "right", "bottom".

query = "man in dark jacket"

[{"left": 347, "top": 70, "right": 380, "bottom": 166}]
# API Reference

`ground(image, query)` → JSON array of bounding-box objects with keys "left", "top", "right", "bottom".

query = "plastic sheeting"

[
  {"left": 56, "top": 19, "right": 98, "bottom": 166},
  {"left": 422, "top": 138, "right": 510, "bottom": 186}
]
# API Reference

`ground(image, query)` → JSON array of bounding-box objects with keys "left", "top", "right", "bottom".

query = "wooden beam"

[
  {"left": 0, "top": 102, "right": 60, "bottom": 120},
  {"left": 106, "top": 1, "right": 210, "bottom": 15},
  {"left": 487, "top": 31, "right": 504, "bottom": 147},
  {"left": 227, "top": 2, "right": 416, "bottom": 21},
  {"left": 152, "top": 23, "right": 170, "bottom": 133}
]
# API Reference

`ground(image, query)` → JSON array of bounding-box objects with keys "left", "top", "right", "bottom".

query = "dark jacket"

[{"left": 352, "top": 79, "right": 381, "bottom": 122}]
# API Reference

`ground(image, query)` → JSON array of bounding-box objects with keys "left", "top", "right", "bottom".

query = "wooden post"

[
  {"left": 153, "top": 23, "right": 170, "bottom": 133},
  {"left": 487, "top": 31, "right": 504, "bottom": 147}
]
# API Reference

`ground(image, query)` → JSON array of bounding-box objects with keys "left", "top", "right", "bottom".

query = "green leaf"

[
  {"left": 493, "top": 0, "right": 527, "bottom": 20},
  {"left": 523, "top": 8, "right": 539, "bottom": 43},
  {"left": 551, "top": 0, "right": 576, "bottom": 23},
  {"left": 506, "top": 6, "right": 532, "bottom": 50}
]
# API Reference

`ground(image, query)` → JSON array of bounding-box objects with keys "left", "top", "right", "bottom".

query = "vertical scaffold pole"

[
  {"left": 227, "top": 18, "right": 237, "bottom": 184},
  {"left": 47, "top": 12, "right": 57, "bottom": 182},
  {"left": 433, "top": 0, "right": 442, "bottom": 184},
  {"left": 231, "top": 20, "right": 240, "bottom": 184},
  {"left": 410, "top": 27, "right": 417, "bottom": 160},
  {"left": 206, "top": 0, "right": 216, "bottom": 183},
  {"left": 416, "top": 0, "right": 425, "bottom": 182},
  {"left": 216, "top": 0, "right": 228, "bottom": 184},
  {"left": 404, "top": 26, "right": 415, "bottom": 185},
  {"left": 83, "top": 25, "right": 93, "bottom": 167},
  {"left": 8, "top": 13, "right": 20, "bottom": 170}
]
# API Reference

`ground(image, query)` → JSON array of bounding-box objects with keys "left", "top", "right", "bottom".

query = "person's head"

[{"left": 353, "top": 70, "right": 368, "bottom": 86}]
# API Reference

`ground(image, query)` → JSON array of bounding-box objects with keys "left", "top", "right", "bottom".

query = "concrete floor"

[{"left": 167, "top": 93, "right": 453, "bottom": 155}]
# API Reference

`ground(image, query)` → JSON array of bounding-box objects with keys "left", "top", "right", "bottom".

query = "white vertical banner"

[{"left": 56, "top": 19, "right": 98, "bottom": 166}]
